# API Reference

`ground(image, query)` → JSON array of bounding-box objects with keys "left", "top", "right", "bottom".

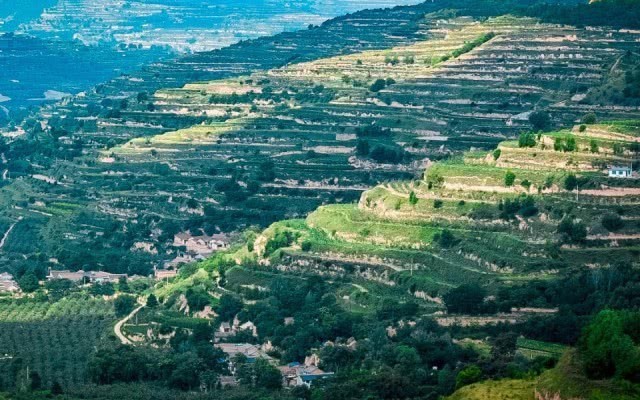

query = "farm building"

[
  {"left": 154, "top": 268, "right": 178, "bottom": 280},
  {"left": 47, "top": 269, "right": 128, "bottom": 283},
  {"left": 0, "top": 273, "right": 19, "bottom": 293},
  {"left": 215, "top": 343, "right": 273, "bottom": 364},
  {"left": 278, "top": 362, "right": 334, "bottom": 387},
  {"left": 173, "top": 232, "right": 230, "bottom": 254},
  {"left": 608, "top": 166, "right": 633, "bottom": 178}
]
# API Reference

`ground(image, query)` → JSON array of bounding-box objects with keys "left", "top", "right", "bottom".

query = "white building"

[{"left": 608, "top": 166, "right": 633, "bottom": 178}]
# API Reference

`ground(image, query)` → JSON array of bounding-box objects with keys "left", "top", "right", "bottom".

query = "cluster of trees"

[
  {"left": 557, "top": 216, "right": 587, "bottom": 243},
  {"left": 579, "top": 310, "right": 640, "bottom": 382},
  {"left": 356, "top": 140, "right": 407, "bottom": 164},
  {"left": 89, "top": 324, "right": 228, "bottom": 391},
  {"left": 369, "top": 78, "right": 395, "bottom": 92},
  {"left": 554, "top": 136, "right": 576, "bottom": 152},
  {"left": 518, "top": 133, "right": 537, "bottom": 148}
]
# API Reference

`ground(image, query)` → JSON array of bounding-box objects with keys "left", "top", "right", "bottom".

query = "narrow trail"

[
  {"left": 0, "top": 218, "right": 21, "bottom": 249},
  {"left": 114, "top": 303, "right": 144, "bottom": 345}
]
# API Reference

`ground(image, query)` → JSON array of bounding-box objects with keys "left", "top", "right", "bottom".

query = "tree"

[
  {"left": 254, "top": 358, "right": 282, "bottom": 389},
  {"left": 529, "top": 111, "right": 550, "bottom": 131},
  {"left": 590, "top": 139, "right": 599, "bottom": 153},
  {"left": 518, "top": 133, "right": 536, "bottom": 148},
  {"left": 51, "top": 381, "right": 64, "bottom": 395},
  {"left": 564, "top": 174, "right": 578, "bottom": 191},
  {"left": 216, "top": 294, "right": 244, "bottom": 321},
  {"left": 580, "top": 310, "right": 640, "bottom": 381},
  {"left": 369, "top": 79, "right": 386, "bottom": 92},
  {"left": 565, "top": 136, "right": 576, "bottom": 152},
  {"left": 29, "top": 371, "right": 42, "bottom": 391},
  {"left": 557, "top": 217, "right": 587, "bottom": 243},
  {"left": 435, "top": 229, "right": 458, "bottom": 249},
  {"left": 356, "top": 140, "right": 370, "bottom": 156},
  {"left": 409, "top": 191, "right": 418, "bottom": 205},
  {"left": 19, "top": 273, "right": 39, "bottom": 293},
  {"left": 582, "top": 112, "right": 597, "bottom": 124},
  {"left": 45, "top": 279, "right": 74, "bottom": 300},
  {"left": 504, "top": 171, "right": 516, "bottom": 187},
  {"left": 185, "top": 289, "right": 211, "bottom": 312},
  {"left": 118, "top": 276, "right": 130, "bottom": 293},
  {"left": 169, "top": 352, "right": 203, "bottom": 390},
  {"left": 455, "top": 365, "right": 482, "bottom": 389},
  {"left": 114, "top": 295, "right": 137, "bottom": 317},
  {"left": 602, "top": 213, "right": 624, "bottom": 231},
  {"left": 146, "top": 293, "right": 159, "bottom": 307},
  {"left": 493, "top": 148, "right": 501, "bottom": 160},
  {"left": 444, "top": 284, "right": 486, "bottom": 314}
]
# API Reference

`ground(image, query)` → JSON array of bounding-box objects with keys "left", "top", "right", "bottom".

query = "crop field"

[
  {"left": 0, "top": 296, "right": 114, "bottom": 389},
  {"left": 516, "top": 338, "right": 567, "bottom": 360}
]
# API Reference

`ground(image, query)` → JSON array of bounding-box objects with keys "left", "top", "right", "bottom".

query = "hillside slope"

[
  {"left": 239, "top": 121, "right": 639, "bottom": 304},
  {"left": 2, "top": 8, "right": 640, "bottom": 276}
]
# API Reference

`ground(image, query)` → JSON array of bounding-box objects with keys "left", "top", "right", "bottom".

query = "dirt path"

[
  {"left": 114, "top": 303, "right": 144, "bottom": 345},
  {"left": 0, "top": 218, "right": 21, "bottom": 249}
]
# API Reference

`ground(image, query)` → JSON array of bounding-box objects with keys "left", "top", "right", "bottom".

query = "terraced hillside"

[
  {"left": 244, "top": 121, "right": 640, "bottom": 303},
  {"left": 2, "top": 2, "right": 640, "bottom": 276}
]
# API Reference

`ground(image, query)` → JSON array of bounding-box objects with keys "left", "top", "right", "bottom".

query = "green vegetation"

[
  {"left": 0, "top": 296, "right": 114, "bottom": 389},
  {"left": 1, "top": 1, "right": 640, "bottom": 399}
]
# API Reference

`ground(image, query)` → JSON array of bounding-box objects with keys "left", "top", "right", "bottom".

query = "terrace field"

[
  {"left": 1, "top": 0, "right": 640, "bottom": 278},
  {"left": 236, "top": 122, "right": 640, "bottom": 301}
]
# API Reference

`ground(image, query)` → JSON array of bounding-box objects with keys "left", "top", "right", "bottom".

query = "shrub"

[
  {"left": 582, "top": 112, "right": 597, "bottom": 124},
  {"left": 564, "top": 174, "right": 578, "bottom": 191},
  {"left": 579, "top": 124, "right": 587, "bottom": 132},
  {"left": 435, "top": 229, "right": 458, "bottom": 248},
  {"left": 602, "top": 213, "right": 624, "bottom": 231},
  {"left": 369, "top": 79, "right": 387, "bottom": 92},
  {"left": 504, "top": 171, "right": 516, "bottom": 187},
  {"left": 433, "top": 199, "right": 443, "bottom": 209},
  {"left": 456, "top": 365, "right": 483, "bottom": 389},
  {"left": 493, "top": 148, "right": 501, "bottom": 160},
  {"left": 565, "top": 136, "right": 576, "bottom": 152},
  {"left": 557, "top": 217, "right": 587, "bottom": 243},
  {"left": 409, "top": 191, "right": 418, "bottom": 205}
]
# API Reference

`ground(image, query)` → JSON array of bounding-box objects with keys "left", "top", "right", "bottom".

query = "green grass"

[{"left": 447, "top": 379, "right": 535, "bottom": 400}]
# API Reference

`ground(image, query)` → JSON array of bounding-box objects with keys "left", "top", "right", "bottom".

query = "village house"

[
  {"left": 0, "top": 273, "right": 19, "bottom": 293},
  {"left": 214, "top": 318, "right": 258, "bottom": 342},
  {"left": 173, "top": 232, "right": 229, "bottom": 255},
  {"left": 278, "top": 362, "right": 334, "bottom": 387},
  {"left": 47, "top": 269, "right": 128, "bottom": 283},
  {"left": 154, "top": 268, "right": 178, "bottom": 280},
  {"left": 85, "top": 271, "right": 128, "bottom": 284},
  {"left": 215, "top": 343, "right": 273, "bottom": 366},
  {"left": 608, "top": 165, "right": 633, "bottom": 178},
  {"left": 163, "top": 253, "right": 204, "bottom": 269},
  {"left": 47, "top": 270, "right": 86, "bottom": 282}
]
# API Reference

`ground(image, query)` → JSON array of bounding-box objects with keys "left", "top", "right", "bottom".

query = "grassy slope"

[
  {"left": 447, "top": 350, "right": 640, "bottom": 400},
  {"left": 447, "top": 379, "right": 536, "bottom": 400}
]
